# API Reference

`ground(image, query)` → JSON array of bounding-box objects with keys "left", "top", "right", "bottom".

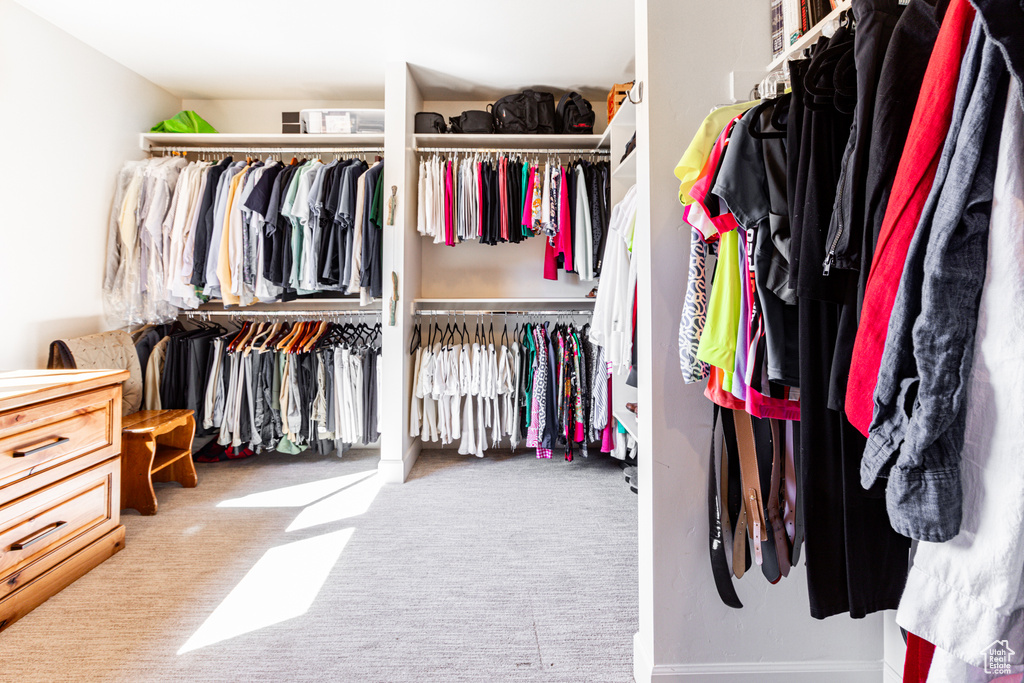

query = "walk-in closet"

[{"left": 4, "top": 0, "right": 1022, "bottom": 681}]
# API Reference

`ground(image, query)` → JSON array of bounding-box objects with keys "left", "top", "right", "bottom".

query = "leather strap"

[
  {"left": 787, "top": 419, "right": 804, "bottom": 565},
  {"left": 707, "top": 405, "right": 743, "bottom": 608},
  {"left": 783, "top": 419, "right": 797, "bottom": 545},
  {"left": 768, "top": 419, "right": 791, "bottom": 578},
  {"left": 732, "top": 410, "right": 767, "bottom": 567},
  {"left": 751, "top": 415, "right": 781, "bottom": 583},
  {"left": 720, "top": 409, "right": 749, "bottom": 578},
  {"left": 720, "top": 419, "right": 731, "bottom": 539}
]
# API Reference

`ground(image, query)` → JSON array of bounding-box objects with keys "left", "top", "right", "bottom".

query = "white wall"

[
  {"left": 633, "top": 0, "right": 884, "bottom": 681},
  {"left": 0, "top": 0, "right": 180, "bottom": 370},
  {"left": 180, "top": 99, "right": 384, "bottom": 134}
]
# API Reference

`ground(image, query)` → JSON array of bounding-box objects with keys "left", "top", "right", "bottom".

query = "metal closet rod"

[
  {"left": 184, "top": 309, "right": 381, "bottom": 319},
  {"left": 414, "top": 309, "right": 593, "bottom": 316},
  {"left": 149, "top": 146, "right": 385, "bottom": 155},
  {"left": 416, "top": 147, "right": 609, "bottom": 156}
]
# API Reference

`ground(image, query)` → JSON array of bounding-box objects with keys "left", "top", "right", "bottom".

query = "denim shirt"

[{"left": 862, "top": 21, "right": 1009, "bottom": 542}]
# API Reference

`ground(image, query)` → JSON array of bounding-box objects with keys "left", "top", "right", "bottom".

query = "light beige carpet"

[{"left": 0, "top": 448, "right": 638, "bottom": 682}]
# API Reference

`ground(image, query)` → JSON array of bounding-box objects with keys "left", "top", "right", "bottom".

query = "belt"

[
  {"left": 733, "top": 409, "right": 768, "bottom": 568},
  {"left": 767, "top": 418, "right": 791, "bottom": 578},
  {"left": 707, "top": 404, "right": 743, "bottom": 607},
  {"left": 720, "top": 408, "right": 750, "bottom": 579}
]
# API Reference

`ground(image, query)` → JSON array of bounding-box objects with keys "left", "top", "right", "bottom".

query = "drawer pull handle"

[
  {"left": 10, "top": 521, "right": 67, "bottom": 551},
  {"left": 13, "top": 437, "right": 70, "bottom": 458}
]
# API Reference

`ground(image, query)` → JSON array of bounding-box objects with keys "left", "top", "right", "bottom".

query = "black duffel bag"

[
  {"left": 449, "top": 110, "right": 494, "bottom": 134},
  {"left": 492, "top": 90, "right": 556, "bottom": 134},
  {"left": 415, "top": 112, "right": 447, "bottom": 134},
  {"left": 556, "top": 92, "right": 596, "bottom": 134}
]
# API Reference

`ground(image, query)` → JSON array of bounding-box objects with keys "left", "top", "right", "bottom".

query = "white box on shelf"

[{"left": 300, "top": 109, "right": 385, "bottom": 135}]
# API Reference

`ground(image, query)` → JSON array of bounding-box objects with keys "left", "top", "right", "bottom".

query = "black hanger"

[
  {"left": 748, "top": 98, "right": 787, "bottom": 140},
  {"left": 488, "top": 322, "right": 495, "bottom": 346},
  {"left": 501, "top": 322, "right": 509, "bottom": 348},
  {"left": 409, "top": 323, "right": 421, "bottom": 355}
]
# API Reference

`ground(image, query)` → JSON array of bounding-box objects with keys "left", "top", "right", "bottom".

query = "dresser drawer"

[
  {"left": 0, "top": 387, "right": 118, "bottom": 488},
  {"left": 0, "top": 458, "right": 119, "bottom": 599}
]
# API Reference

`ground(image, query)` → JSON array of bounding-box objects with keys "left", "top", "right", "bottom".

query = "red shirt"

[{"left": 844, "top": 0, "right": 976, "bottom": 435}]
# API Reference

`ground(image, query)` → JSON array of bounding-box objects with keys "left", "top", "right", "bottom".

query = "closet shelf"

[
  {"left": 413, "top": 298, "right": 595, "bottom": 309},
  {"left": 766, "top": 0, "right": 852, "bottom": 72},
  {"left": 613, "top": 150, "right": 637, "bottom": 181},
  {"left": 597, "top": 98, "right": 637, "bottom": 150},
  {"left": 614, "top": 407, "right": 638, "bottom": 440},
  {"left": 413, "top": 134, "right": 608, "bottom": 152},
  {"left": 201, "top": 298, "right": 373, "bottom": 306},
  {"left": 140, "top": 132, "right": 385, "bottom": 152}
]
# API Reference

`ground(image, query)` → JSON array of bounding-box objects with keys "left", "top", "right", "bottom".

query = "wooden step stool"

[{"left": 120, "top": 410, "right": 198, "bottom": 515}]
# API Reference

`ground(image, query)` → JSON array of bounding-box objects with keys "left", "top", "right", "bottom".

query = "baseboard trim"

[
  {"left": 885, "top": 662, "right": 903, "bottom": 683},
  {"left": 635, "top": 656, "right": 883, "bottom": 683},
  {"left": 378, "top": 443, "right": 419, "bottom": 483},
  {"left": 634, "top": 632, "right": 654, "bottom": 683}
]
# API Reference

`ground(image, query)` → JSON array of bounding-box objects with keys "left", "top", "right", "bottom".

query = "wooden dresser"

[{"left": 0, "top": 369, "right": 128, "bottom": 633}]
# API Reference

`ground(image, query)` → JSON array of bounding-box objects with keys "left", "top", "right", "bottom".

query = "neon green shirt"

[
  {"left": 674, "top": 100, "right": 757, "bottom": 205},
  {"left": 696, "top": 229, "right": 741, "bottom": 387}
]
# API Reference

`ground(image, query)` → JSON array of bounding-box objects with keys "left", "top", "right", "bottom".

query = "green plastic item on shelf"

[{"left": 150, "top": 110, "right": 218, "bottom": 134}]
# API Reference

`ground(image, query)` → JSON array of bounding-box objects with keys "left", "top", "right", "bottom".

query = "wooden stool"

[{"left": 120, "top": 410, "right": 198, "bottom": 515}]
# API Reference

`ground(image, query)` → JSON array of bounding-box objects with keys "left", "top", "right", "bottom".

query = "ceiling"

[{"left": 15, "top": 0, "right": 635, "bottom": 101}]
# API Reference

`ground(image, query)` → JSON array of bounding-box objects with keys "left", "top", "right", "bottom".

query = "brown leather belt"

[{"left": 733, "top": 410, "right": 767, "bottom": 567}]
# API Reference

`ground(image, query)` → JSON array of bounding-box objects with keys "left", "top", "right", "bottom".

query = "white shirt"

[{"left": 591, "top": 184, "right": 638, "bottom": 375}]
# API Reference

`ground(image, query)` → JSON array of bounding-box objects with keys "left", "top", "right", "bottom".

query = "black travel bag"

[
  {"left": 556, "top": 92, "right": 596, "bottom": 134},
  {"left": 415, "top": 112, "right": 447, "bottom": 134},
  {"left": 448, "top": 110, "right": 494, "bottom": 134},
  {"left": 492, "top": 90, "right": 556, "bottom": 134}
]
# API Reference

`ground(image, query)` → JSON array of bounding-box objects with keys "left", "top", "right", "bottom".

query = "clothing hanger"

[
  {"left": 285, "top": 321, "right": 309, "bottom": 353},
  {"left": 265, "top": 321, "right": 290, "bottom": 349},
  {"left": 227, "top": 321, "right": 251, "bottom": 352},
  {"left": 303, "top": 321, "right": 330, "bottom": 353},
  {"left": 238, "top": 321, "right": 264, "bottom": 356},
  {"left": 352, "top": 322, "right": 369, "bottom": 346},
  {"left": 446, "top": 317, "right": 457, "bottom": 346},
  {"left": 339, "top": 322, "right": 356, "bottom": 345},
  {"left": 318, "top": 322, "right": 340, "bottom": 348},
  {"left": 443, "top": 310, "right": 454, "bottom": 346},
  {"left": 409, "top": 323, "right": 421, "bottom": 355},
  {"left": 288, "top": 321, "right": 313, "bottom": 353},
  {"left": 276, "top": 321, "right": 303, "bottom": 351}
]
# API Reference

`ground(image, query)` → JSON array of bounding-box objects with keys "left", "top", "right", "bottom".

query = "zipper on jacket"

[
  {"left": 823, "top": 156, "right": 850, "bottom": 277},
  {"left": 822, "top": 248, "right": 836, "bottom": 276},
  {"left": 823, "top": 205, "right": 845, "bottom": 276}
]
